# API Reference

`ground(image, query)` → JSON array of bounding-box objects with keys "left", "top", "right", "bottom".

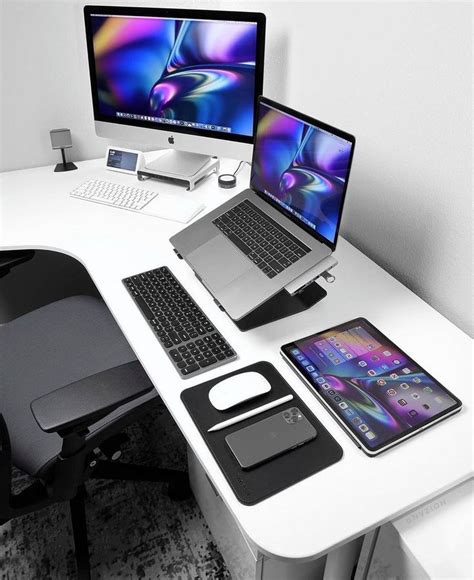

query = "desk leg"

[
  {"left": 323, "top": 535, "right": 364, "bottom": 580},
  {"left": 258, "top": 552, "right": 326, "bottom": 580}
]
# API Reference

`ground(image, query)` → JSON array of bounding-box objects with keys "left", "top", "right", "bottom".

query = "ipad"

[{"left": 281, "top": 318, "right": 462, "bottom": 455}]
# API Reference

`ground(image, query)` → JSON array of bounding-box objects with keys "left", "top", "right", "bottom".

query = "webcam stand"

[
  {"left": 137, "top": 150, "right": 219, "bottom": 190},
  {"left": 54, "top": 148, "right": 77, "bottom": 173}
]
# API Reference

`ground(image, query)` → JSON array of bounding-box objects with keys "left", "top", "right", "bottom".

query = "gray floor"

[{"left": 0, "top": 402, "right": 230, "bottom": 579}]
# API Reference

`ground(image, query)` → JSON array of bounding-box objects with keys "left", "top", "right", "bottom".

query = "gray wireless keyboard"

[{"left": 123, "top": 266, "right": 237, "bottom": 378}]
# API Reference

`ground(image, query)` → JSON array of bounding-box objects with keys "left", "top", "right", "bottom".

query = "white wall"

[{"left": 1, "top": 0, "right": 472, "bottom": 337}]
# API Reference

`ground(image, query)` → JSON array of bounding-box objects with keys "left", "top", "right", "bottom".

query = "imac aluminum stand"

[{"left": 137, "top": 150, "right": 219, "bottom": 191}]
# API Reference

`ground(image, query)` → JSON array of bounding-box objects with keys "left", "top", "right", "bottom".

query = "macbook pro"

[{"left": 170, "top": 97, "right": 356, "bottom": 322}]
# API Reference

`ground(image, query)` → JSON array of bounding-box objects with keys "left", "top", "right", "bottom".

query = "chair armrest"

[{"left": 30, "top": 361, "right": 154, "bottom": 434}]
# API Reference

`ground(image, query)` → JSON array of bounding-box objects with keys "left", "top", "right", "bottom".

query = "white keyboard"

[
  {"left": 69, "top": 179, "right": 205, "bottom": 223},
  {"left": 70, "top": 179, "right": 157, "bottom": 211}
]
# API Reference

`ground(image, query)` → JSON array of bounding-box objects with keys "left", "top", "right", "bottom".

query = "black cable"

[{"left": 232, "top": 160, "right": 247, "bottom": 176}]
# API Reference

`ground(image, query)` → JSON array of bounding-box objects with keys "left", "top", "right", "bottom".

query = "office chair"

[{"left": 0, "top": 260, "right": 190, "bottom": 579}]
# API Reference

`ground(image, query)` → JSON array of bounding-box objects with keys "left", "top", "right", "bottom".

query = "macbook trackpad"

[{"left": 187, "top": 235, "right": 252, "bottom": 291}]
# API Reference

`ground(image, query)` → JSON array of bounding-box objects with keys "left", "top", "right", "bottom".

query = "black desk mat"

[{"left": 181, "top": 361, "right": 343, "bottom": 505}]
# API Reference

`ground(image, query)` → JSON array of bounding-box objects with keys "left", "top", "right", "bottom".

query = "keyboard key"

[
  {"left": 168, "top": 332, "right": 182, "bottom": 345},
  {"left": 269, "top": 260, "right": 283, "bottom": 273},
  {"left": 294, "top": 247, "right": 306, "bottom": 257},
  {"left": 181, "top": 364, "right": 200, "bottom": 375},
  {"left": 199, "top": 357, "right": 217, "bottom": 368}
]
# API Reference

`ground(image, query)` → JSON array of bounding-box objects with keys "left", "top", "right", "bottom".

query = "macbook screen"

[{"left": 251, "top": 100, "right": 354, "bottom": 246}]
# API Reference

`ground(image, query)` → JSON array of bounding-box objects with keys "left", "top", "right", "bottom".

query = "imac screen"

[
  {"left": 251, "top": 100, "right": 354, "bottom": 246},
  {"left": 87, "top": 12, "right": 259, "bottom": 138}
]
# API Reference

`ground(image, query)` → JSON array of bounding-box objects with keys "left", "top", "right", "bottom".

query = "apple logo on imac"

[{"left": 168, "top": 136, "right": 174, "bottom": 144}]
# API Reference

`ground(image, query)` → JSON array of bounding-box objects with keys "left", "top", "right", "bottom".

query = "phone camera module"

[{"left": 283, "top": 407, "right": 303, "bottom": 424}]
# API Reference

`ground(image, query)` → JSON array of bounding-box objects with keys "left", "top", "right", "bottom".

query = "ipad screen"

[{"left": 282, "top": 318, "right": 461, "bottom": 453}]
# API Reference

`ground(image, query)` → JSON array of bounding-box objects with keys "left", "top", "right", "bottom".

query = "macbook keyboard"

[{"left": 213, "top": 200, "right": 310, "bottom": 278}]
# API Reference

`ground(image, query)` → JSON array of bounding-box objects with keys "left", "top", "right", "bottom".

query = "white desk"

[{"left": 1, "top": 159, "right": 472, "bottom": 567}]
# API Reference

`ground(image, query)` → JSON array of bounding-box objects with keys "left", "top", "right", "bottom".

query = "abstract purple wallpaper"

[
  {"left": 286, "top": 320, "right": 459, "bottom": 450},
  {"left": 251, "top": 102, "right": 353, "bottom": 244},
  {"left": 90, "top": 15, "right": 258, "bottom": 136}
]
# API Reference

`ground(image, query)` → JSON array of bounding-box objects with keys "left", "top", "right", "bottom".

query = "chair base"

[
  {"left": 70, "top": 460, "right": 190, "bottom": 578},
  {"left": 70, "top": 485, "right": 91, "bottom": 580},
  {"left": 91, "top": 459, "right": 190, "bottom": 498}
]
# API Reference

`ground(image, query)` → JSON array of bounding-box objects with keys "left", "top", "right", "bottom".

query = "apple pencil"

[{"left": 207, "top": 394, "right": 294, "bottom": 432}]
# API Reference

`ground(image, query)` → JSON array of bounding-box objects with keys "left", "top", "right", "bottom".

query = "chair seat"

[{"left": 0, "top": 296, "right": 156, "bottom": 477}]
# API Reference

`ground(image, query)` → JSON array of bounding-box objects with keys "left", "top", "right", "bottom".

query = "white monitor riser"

[{"left": 137, "top": 150, "right": 220, "bottom": 191}]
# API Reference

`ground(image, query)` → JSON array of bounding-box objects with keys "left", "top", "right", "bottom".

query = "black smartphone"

[{"left": 225, "top": 407, "right": 317, "bottom": 470}]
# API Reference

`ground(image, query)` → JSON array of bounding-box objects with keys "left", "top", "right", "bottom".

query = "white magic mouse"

[{"left": 208, "top": 372, "right": 272, "bottom": 411}]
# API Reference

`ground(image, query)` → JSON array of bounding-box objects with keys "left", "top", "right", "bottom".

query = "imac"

[{"left": 83, "top": 6, "right": 266, "bottom": 183}]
